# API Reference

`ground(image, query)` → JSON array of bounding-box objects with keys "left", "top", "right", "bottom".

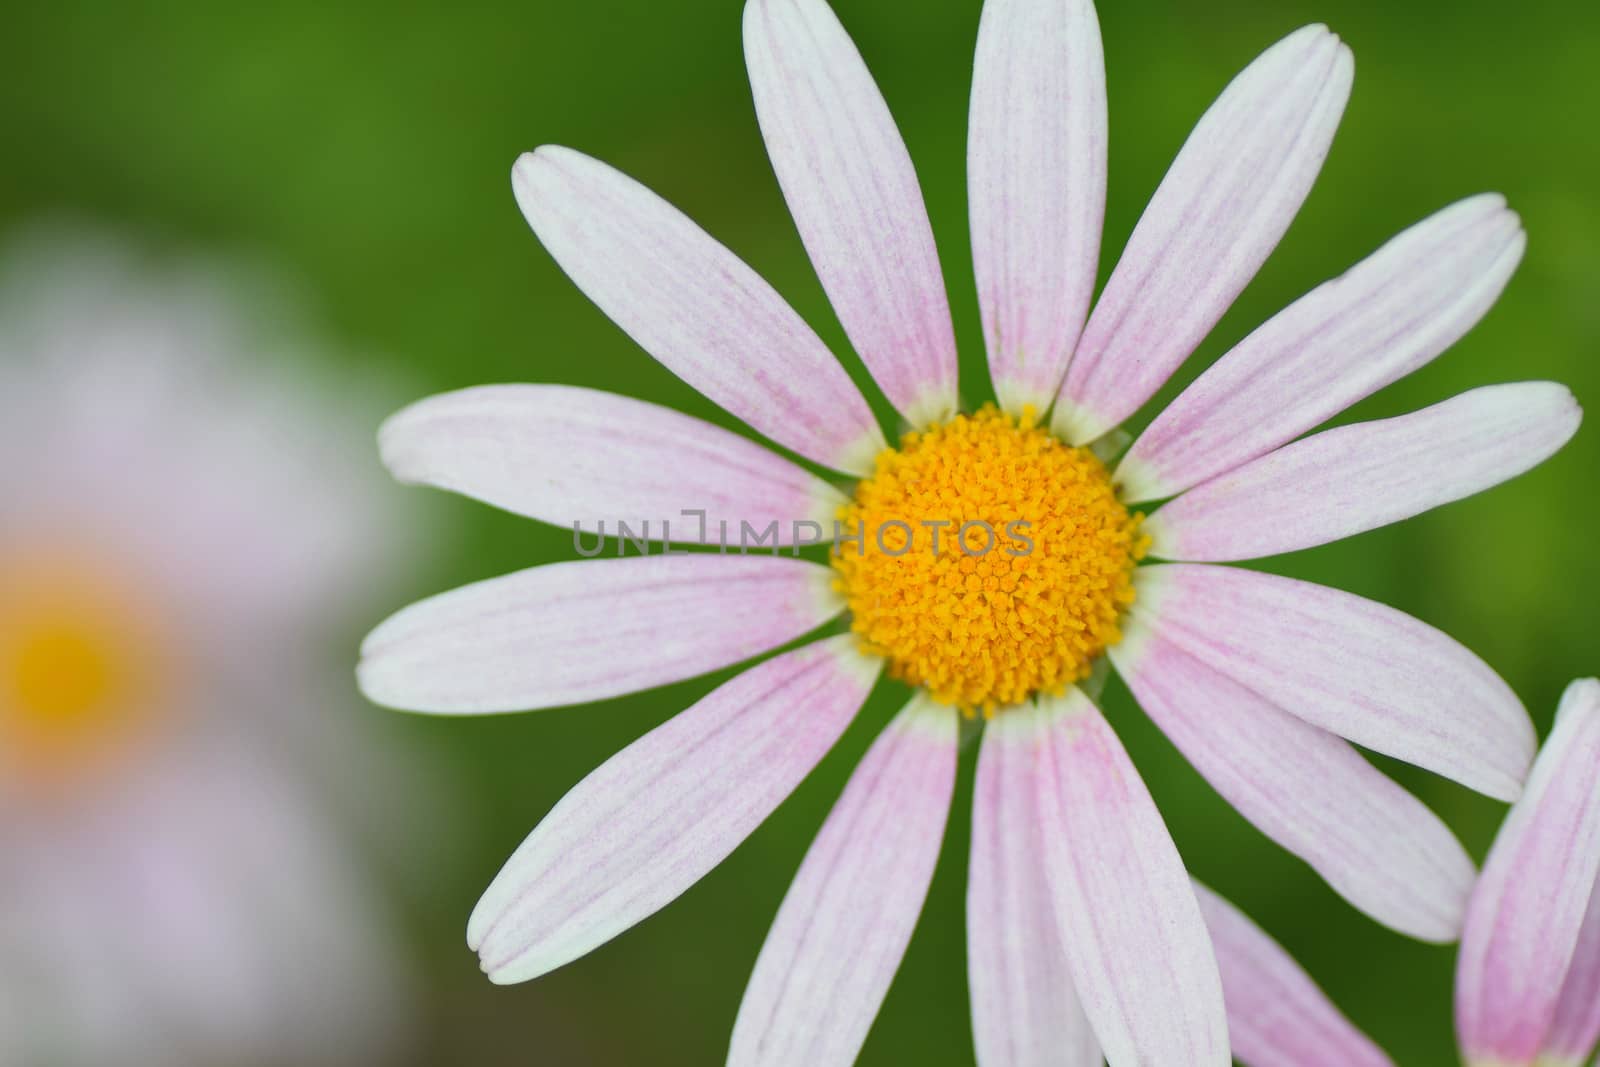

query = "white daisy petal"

[
  {"left": 1146, "top": 383, "right": 1581, "bottom": 562},
  {"left": 728, "top": 695, "right": 957, "bottom": 1067},
  {"left": 511, "top": 147, "right": 885, "bottom": 475},
  {"left": 968, "top": 705, "right": 1100, "bottom": 1067},
  {"left": 968, "top": 0, "right": 1107, "bottom": 415},
  {"left": 1118, "top": 195, "right": 1525, "bottom": 502},
  {"left": 358, "top": 555, "right": 841, "bottom": 713},
  {"left": 743, "top": 0, "right": 960, "bottom": 427},
  {"left": 1457, "top": 679, "right": 1600, "bottom": 1067},
  {"left": 468, "top": 636, "right": 880, "bottom": 984},
  {"left": 378, "top": 384, "right": 846, "bottom": 544},
  {"left": 1114, "top": 620, "right": 1474, "bottom": 942},
  {"left": 1037, "top": 689, "right": 1230, "bottom": 1066},
  {"left": 1135, "top": 564, "right": 1534, "bottom": 801},
  {"left": 1053, "top": 24, "right": 1353, "bottom": 445},
  {"left": 1194, "top": 883, "right": 1397, "bottom": 1067}
]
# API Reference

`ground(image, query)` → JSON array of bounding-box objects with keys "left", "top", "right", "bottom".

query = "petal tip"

[
  {"left": 1290, "top": 21, "right": 1334, "bottom": 41},
  {"left": 1567, "top": 676, "right": 1600, "bottom": 700},
  {"left": 1506, "top": 220, "right": 1529, "bottom": 257},
  {"left": 1458, "top": 191, "right": 1512, "bottom": 222},
  {"left": 1286, "top": 22, "right": 1347, "bottom": 64},
  {"left": 510, "top": 148, "right": 548, "bottom": 190},
  {"left": 470, "top": 918, "right": 543, "bottom": 986},
  {"left": 482, "top": 960, "right": 527, "bottom": 986},
  {"left": 354, "top": 651, "right": 413, "bottom": 713},
  {"left": 1561, "top": 384, "right": 1584, "bottom": 427},
  {"left": 374, "top": 400, "right": 429, "bottom": 485},
  {"left": 1523, "top": 380, "right": 1584, "bottom": 447},
  {"left": 1556, "top": 677, "right": 1600, "bottom": 728},
  {"left": 354, "top": 655, "right": 380, "bottom": 700},
  {"left": 511, "top": 146, "right": 579, "bottom": 212}
]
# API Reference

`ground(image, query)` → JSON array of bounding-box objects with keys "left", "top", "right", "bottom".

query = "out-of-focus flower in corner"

[
  {"left": 1456, "top": 678, "right": 1600, "bottom": 1067},
  {"left": 358, "top": 0, "right": 1583, "bottom": 1063},
  {"left": 0, "top": 232, "right": 426, "bottom": 1067}
]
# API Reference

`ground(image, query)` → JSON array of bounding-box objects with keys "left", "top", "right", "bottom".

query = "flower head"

[
  {"left": 1, "top": 233, "right": 421, "bottom": 1066},
  {"left": 362, "top": 0, "right": 1582, "bottom": 1062},
  {"left": 832, "top": 406, "right": 1145, "bottom": 712}
]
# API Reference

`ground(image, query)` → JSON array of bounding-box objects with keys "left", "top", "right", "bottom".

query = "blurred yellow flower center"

[
  {"left": 0, "top": 551, "right": 170, "bottom": 791},
  {"left": 831, "top": 406, "right": 1146, "bottom": 715}
]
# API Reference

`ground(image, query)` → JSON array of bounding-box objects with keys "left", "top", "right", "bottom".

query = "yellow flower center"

[
  {"left": 0, "top": 548, "right": 172, "bottom": 793},
  {"left": 830, "top": 406, "right": 1146, "bottom": 715}
]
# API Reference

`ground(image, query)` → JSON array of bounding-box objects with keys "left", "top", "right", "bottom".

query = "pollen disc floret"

[
  {"left": 830, "top": 406, "right": 1146, "bottom": 714},
  {"left": 0, "top": 547, "right": 173, "bottom": 791}
]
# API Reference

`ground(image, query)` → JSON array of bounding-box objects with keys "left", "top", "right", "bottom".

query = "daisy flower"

[
  {"left": 359, "top": 0, "right": 1582, "bottom": 1062},
  {"left": 1456, "top": 678, "right": 1600, "bottom": 1067},
  {"left": 0, "top": 234, "right": 419, "bottom": 1066}
]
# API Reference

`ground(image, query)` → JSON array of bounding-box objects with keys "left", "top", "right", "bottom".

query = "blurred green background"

[{"left": 4, "top": 0, "right": 1596, "bottom": 1063}]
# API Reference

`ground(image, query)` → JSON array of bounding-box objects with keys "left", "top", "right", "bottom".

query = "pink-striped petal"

[
  {"left": 1052, "top": 25, "right": 1353, "bottom": 445},
  {"left": 358, "top": 555, "right": 841, "bottom": 713},
  {"left": 1113, "top": 620, "right": 1474, "bottom": 942},
  {"left": 968, "top": 0, "right": 1106, "bottom": 415},
  {"left": 1146, "top": 383, "right": 1581, "bottom": 562},
  {"left": 1135, "top": 564, "right": 1533, "bottom": 801},
  {"left": 468, "top": 636, "right": 880, "bottom": 984},
  {"left": 378, "top": 384, "right": 845, "bottom": 545},
  {"left": 728, "top": 695, "right": 957, "bottom": 1067},
  {"left": 743, "top": 0, "right": 959, "bottom": 427},
  {"left": 1457, "top": 679, "right": 1600, "bottom": 1067},
  {"left": 1036, "top": 688, "right": 1230, "bottom": 1066},
  {"left": 1195, "top": 883, "right": 1397, "bottom": 1067},
  {"left": 1119, "top": 195, "right": 1525, "bottom": 501},
  {"left": 1543, "top": 868, "right": 1600, "bottom": 1066},
  {"left": 968, "top": 704, "right": 1100, "bottom": 1067},
  {"left": 511, "top": 146, "right": 885, "bottom": 475}
]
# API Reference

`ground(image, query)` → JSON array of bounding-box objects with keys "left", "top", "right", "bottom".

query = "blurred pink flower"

[{"left": 0, "top": 233, "right": 423, "bottom": 1066}]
